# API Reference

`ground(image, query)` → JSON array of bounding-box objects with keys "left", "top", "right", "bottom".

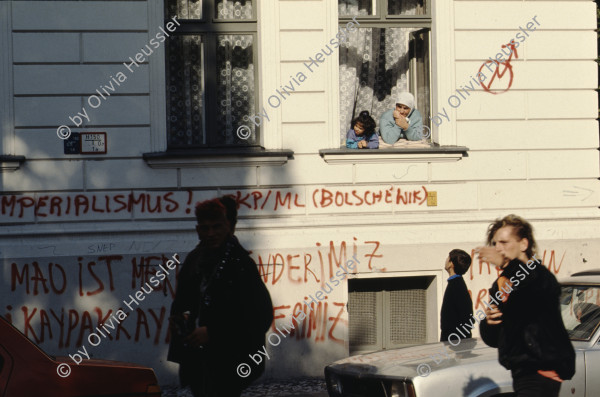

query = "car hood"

[
  {"left": 4, "top": 355, "right": 160, "bottom": 397},
  {"left": 52, "top": 356, "right": 160, "bottom": 396},
  {"left": 55, "top": 355, "right": 155, "bottom": 369},
  {"left": 0, "top": 316, "right": 160, "bottom": 397},
  {"left": 328, "top": 338, "right": 502, "bottom": 379},
  {"left": 326, "top": 339, "right": 519, "bottom": 397}
]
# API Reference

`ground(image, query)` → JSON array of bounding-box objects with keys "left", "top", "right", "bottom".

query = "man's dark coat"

[
  {"left": 168, "top": 236, "right": 273, "bottom": 391},
  {"left": 479, "top": 258, "right": 575, "bottom": 380}
]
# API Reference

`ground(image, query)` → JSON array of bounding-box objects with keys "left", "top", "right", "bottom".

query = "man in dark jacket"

[
  {"left": 477, "top": 214, "right": 575, "bottom": 397},
  {"left": 440, "top": 249, "right": 473, "bottom": 341},
  {"left": 168, "top": 197, "right": 273, "bottom": 397}
]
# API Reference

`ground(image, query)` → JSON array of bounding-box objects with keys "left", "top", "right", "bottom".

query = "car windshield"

[{"left": 560, "top": 285, "right": 600, "bottom": 341}]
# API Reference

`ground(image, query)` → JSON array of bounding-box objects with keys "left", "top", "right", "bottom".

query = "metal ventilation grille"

[
  {"left": 348, "top": 276, "right": 433, "bottom": 353},
  {"left": 349, "top": 291, "right": 378, "bottom": 346},
  {"left": 389, "top": 289, "right": 427, "bottom": 344}
]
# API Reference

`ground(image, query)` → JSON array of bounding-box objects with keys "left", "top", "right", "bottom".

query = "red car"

[{"left": 0, "top": 316, "right": 161, "bottom": 397}]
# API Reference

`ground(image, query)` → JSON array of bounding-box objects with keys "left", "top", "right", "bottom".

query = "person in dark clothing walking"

[
  {"left": 167, "top": 197, "right": 273, "bottom": 397},
  {"left": 477, "top": 214, "right": 575, "bottom": 397},
  {"left": 440, "top": 249, "right": 473, "bottom": 342}
]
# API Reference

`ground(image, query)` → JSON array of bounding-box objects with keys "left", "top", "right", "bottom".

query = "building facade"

[{"left": 1, "top": 0, "right": 598, "bottom": 385}]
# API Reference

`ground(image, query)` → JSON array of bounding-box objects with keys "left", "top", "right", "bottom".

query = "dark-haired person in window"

[
  {"left": 379, "top": 92, "right": 424, "bottom": 143},
  {"left": 477, "top": 214, "right": 575, "bottom": 397},
  {"left": 168, "top": 197, "right": 273, "bottom": 397},
  {"left": 346, "top": 110, "right": 379, "bottom": 149},
  {"left": 440, "top": 249, "right": 473, "bottom": 341}
]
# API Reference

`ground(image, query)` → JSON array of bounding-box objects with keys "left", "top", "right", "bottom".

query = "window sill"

[
  {"left": 319, "top": 145, "right": 468, "bottom": 164},
  {"left": 143, "top": 147, "right": 294, "bottom": 168},
  {"left": 0, "top": 155, "right": 26, "bottom": 172}
]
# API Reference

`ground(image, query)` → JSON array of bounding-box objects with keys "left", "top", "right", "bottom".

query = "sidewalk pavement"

[{"left": 162, "top": 377, "right": 328, "bottom": 397}]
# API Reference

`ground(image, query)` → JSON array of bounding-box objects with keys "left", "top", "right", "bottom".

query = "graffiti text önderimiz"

[{"left": 236, "top": 254, "right": 359, "bottom": 378}]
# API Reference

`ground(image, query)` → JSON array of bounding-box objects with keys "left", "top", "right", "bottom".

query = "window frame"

[
  {"left": 327, "top": 0, "right": 469, "bottom": 161},
  {"left": 145, "top": 0, "right": 292, "bottom": 167},
  {"left": 0, "top": 0, "right": 16, "bottom": 161},
  {"left": 338, "top": 0, "right": 432, "bottom": 138},
  {"left": 165, "top": 0, "right": 260, "bottom": 149},
  {"left": 338, "top": 0, "right": 431, "bottom": 24},
  {"left": 0, "top": 1, "right": 25, "bottom": 172}
]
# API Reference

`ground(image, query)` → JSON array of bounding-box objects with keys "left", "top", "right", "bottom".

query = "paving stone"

[{"left": 161, "top": 377, "right": 328, "bottom": 397}]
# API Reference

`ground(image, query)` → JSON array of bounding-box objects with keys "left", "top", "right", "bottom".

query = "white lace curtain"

[
  {"left": 169, "top": 0, "right": 253, "bottom": 20},
  {"left": 338, "top": 0, "right": 423, "bottom": 17},
  {"left": 166, "top": 0, "right": 255, "bottom": 147},
  {"left": 339, "top": 28, "right": 414, "bottom": 145}
]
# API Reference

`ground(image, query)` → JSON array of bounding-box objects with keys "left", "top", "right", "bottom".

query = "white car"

[{"left": 324, "top": 272, "right": 600, "bottom": 397}]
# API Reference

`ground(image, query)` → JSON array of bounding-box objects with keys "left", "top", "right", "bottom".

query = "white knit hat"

[{"left": 396, "top": 92, "right": 415, "bottom": 109}]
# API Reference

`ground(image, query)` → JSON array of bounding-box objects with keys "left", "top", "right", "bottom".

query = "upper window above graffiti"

[
  {"left": 338, "top": 0, "right": 427, "bottom": 17},
  {"left": 164, "top": 0, "right": 258, "bottom": 149},
  {"left": 337, "top": 0, "right": 431, "bottom": 149}
]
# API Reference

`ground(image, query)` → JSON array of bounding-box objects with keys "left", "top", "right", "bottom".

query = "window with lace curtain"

[
  {"left": 164, "top": 0, "right": 257, "bottom": 149},
  {"left": 338, "top": 0, "right": 431, "bottom": 147}
]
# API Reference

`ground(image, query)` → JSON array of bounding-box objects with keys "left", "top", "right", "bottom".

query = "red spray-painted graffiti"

[
  {"left": 312, "top": 186, "right": 428, "bottom": 208},
  {"left": 470, "top": 249, "right": 566, "bottom": 311},
  {"left": 273, "top": 301, "right": 346, "bottom": 346},
  {"left": 234, "top": 190, "right": 305, "bottom": 211},
  {"left": 1, "top": 192, "right": 185, "bottom": 218},
  {"left": 10, "top": 255, "right": 178, "bottom": 298},
  {"left": 257, "top": 239, "right": 383, "bottom": 285},
  {"left": 7, "top": 254, "right": 181, "bottom": 348},
  {"left": 0, "top": 186, "right": 431, "bottom": 220},
  {"left": 7, "top": 305, "right": 170, "bottom": 348},
  {"left": 6, "top": 240, "right": 375, "bottom": 349},
  {"left": 479, "top": 42, "right": 518, "bottom": 95}
]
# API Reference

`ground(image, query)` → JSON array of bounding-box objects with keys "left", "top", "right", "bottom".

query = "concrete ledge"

[
  {"left": 0, "top": 155, "right": 26, "bottom": 172},
  {"left": 143, "top": 148, "right": 294, "bottom": 168},
  {"left": 319, "top": 146, "right": 469, "bottom": 164}
]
